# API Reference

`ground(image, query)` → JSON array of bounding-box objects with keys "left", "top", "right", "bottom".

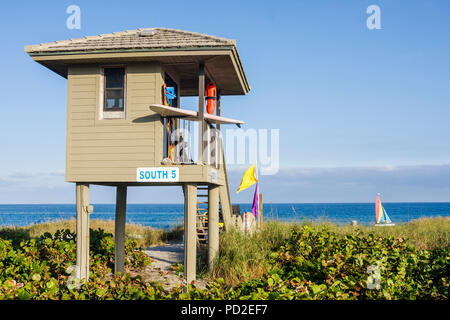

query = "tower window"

[
  {"left": 104, "top": 67, "right": 125, "bottom": 111},
  {"left": 101, "top": 67, "right": 126, "bottom": 119}
]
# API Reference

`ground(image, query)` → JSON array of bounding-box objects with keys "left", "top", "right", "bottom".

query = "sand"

[{"left": 140, "top": 242, "right": 207, "bottom": 291}]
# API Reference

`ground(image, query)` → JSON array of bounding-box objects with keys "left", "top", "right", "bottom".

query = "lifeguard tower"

[{"left": 24, "top": 28, "right": 250, "bottom": 284}]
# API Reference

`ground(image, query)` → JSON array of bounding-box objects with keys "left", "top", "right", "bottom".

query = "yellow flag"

[{"left": 236, "top": 164, "right": 258, "bottom": 193}]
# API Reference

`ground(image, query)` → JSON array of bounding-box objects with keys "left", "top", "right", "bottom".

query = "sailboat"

[{"left": 374, "top": 193, "right": 395, "bottom": 226}]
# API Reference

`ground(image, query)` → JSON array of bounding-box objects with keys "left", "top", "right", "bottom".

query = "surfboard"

[
  {"left": 204, "top": 113, "right": 244, "bottom": 126},
  {"left": 149, "top": 104, "right": 244, "bottom": 126},
  {"left": 149, "top": 104, "right": 197, "bottom": 120}
]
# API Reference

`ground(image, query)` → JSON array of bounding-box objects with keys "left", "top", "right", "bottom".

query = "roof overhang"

[{"left": 27, "top": 47, "right": 250, "bottom": 96}]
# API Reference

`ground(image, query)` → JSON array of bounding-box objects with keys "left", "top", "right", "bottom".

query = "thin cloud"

[
  {"left": 0, "top": 171, "right": 66, "bottom": 189},
  {"left": 0, "top": 165, "right": 449, "bottom": 203},
  {"left": 229, "top": 165, "right": 450, "bottom": 203}
]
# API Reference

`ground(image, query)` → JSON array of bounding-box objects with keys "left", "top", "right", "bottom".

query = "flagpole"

[
  {"left": 255, "top": 161, "right": 260, "bottom": 231},
  {"left": 259, "top": 167, "right": 262, "bottom": 231}
]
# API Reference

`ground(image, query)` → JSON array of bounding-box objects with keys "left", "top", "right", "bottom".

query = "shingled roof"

[
  {"left": 25, "top": 28, "right": 250, "bottom": 95},
  {"left": 24, "top": 28, "right": 236, "bottom": 54}
]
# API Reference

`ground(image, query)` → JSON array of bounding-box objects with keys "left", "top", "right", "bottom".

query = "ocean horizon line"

[
  {"left": 1, "top": 202, "right": 448, "bottom": 228},
  {"left": 1, "top": 201, "right": 450, "bottom": 206}
]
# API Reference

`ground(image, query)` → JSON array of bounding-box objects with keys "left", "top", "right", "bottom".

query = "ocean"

[{"left": 0, "top": 203, "right": 449, "bottom": 229}]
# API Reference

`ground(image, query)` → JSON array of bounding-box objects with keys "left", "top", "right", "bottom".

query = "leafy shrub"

[
  {"left": 175, "top": 226, "right": 449, "bottom": 300},
  {"left": 0, "top": 228, "right": 155, "bottom": 300}
]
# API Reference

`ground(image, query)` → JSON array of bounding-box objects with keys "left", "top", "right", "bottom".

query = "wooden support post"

[
  {"left": 76, "top": 183, "right": 91, "bottom": 281},
  {"left": 259, "top": 193, "right": 263, "bottom": 230},
  {"left": 183, "top": 183, "right": 197, "bottom": 284},
  {"left": 114, "top": 185, "right": 127, "bottom": 274},
  {"left": 208, "top": 185, "right": 219, "bottom": 272},
  {"left": 198, "top": 63, "right": 205, "bottom": 164}
]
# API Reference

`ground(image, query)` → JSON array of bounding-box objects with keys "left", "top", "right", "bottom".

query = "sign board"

[{"left": 136, "top": 167, "right": 179, "bottom": 182}]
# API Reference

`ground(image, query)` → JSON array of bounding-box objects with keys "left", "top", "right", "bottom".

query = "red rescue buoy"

[{"left": 205, "top": 82, "right": 217, "bottom": 115}]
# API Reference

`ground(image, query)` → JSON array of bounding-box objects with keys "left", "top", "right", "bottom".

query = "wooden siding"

[{"left": 66, "top": 62, "right": 163, "bottom": 182}]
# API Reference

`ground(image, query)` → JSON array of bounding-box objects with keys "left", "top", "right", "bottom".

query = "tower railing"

[{"left": 166, "top": 119, "right": 219, "bottom": 168}]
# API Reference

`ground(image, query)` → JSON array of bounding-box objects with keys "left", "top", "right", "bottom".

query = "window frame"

[{"left": 100, "top": 65, "right": 127, "bottom": 120}]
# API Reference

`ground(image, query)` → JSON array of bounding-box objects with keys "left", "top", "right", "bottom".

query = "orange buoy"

[{"left": 205, "top": 82, "right": 217, "bottom": 114}]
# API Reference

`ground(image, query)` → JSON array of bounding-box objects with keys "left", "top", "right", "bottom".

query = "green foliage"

[
  {"left": 0, "top": 219, "right": 184, "bottom": 249},
  {"left": 174, "top": 226, "right": 449, "bottom": 300},
  {"left": 265, "top": 226, "right": 449, "bottom": 299},
  {"left": 0, "top": 228, "right": 156, "bottom": 300}
]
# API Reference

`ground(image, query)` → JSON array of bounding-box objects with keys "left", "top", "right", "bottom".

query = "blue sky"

[{"left": 0, "top": 0, "right": 449, "bottom": 203}]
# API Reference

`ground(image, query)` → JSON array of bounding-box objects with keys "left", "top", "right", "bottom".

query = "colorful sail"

[
  {"left": 382, "top": 207, "right": 392, "bottom": 224},
  {"left": 375, "top": 194, "right": 393, "bottom": 224},
  {"left": 375, "top": 194, "right": 383, "bottom": 223}
]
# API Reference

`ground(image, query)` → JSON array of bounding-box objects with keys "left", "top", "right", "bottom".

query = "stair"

[
  {"left": 196, "top": 186, "right": 209, "bottom": 243},
  {"left": 195, "top": 136, "right": 234, "bottom": 242},
  {"left": 196, "top": 186, "right": 228, "bottom": 242}
]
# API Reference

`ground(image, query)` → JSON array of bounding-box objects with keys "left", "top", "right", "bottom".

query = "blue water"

[{"left": 0, "top": 203, "right": 449, "bottom": 229}]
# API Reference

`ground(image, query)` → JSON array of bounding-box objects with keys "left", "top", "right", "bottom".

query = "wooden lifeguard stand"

[{"left": 24, "top": 28, "right": 250, "bottom": 284}]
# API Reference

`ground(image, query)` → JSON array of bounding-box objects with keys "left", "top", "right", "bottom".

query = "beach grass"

[
  {"left": 0, "top": 218, "right": 184, "bottom": 247},
  {"left": 301, "top": 216, "right": 450, "bottom": 250}
]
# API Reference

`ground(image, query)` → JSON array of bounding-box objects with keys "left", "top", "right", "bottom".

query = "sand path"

[
  {"left": 142, "top": 242, "right": 207, "bottom": 291},
  {"left": 145, "top": 242, "right": 184, "bottom": 270}
]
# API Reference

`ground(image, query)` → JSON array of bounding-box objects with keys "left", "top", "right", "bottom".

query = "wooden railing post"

[
  {"left": 216, "top": 90, "right": 221, "bottom": 131},
  {"left": 259, "top": 193, "right": 263, "bottom": 230},
  {"left": 198, "top": 63, "right": 205, "bottom": 164},
  {"left": 214, "top": 90, "right": 221, "bottom": 168}
]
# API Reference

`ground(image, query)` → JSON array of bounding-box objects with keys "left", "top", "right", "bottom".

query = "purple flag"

[{"left": 251, "top": 183, "right": 258, "bottom": 218}]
